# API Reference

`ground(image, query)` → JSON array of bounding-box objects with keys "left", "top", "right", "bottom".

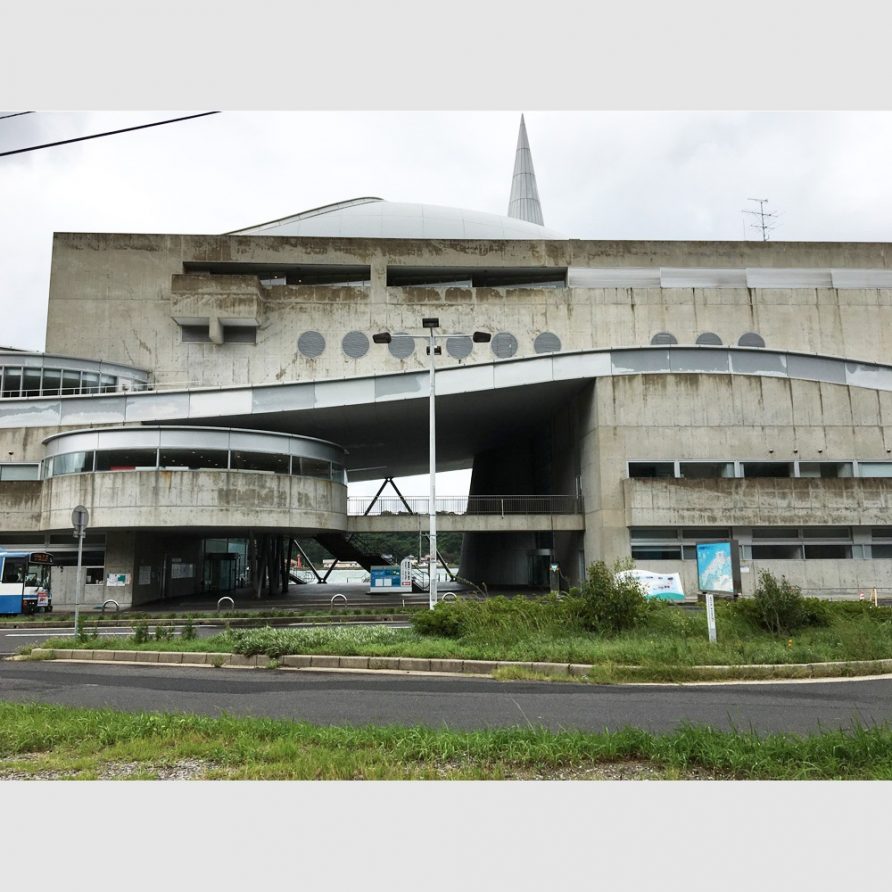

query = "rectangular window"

[
  {"left": 871, "top": 527, "right": 892, "bottom": 539},
  {"left": 631, "top": 546, "right": 682, "bottom": 560},
  {"left": 859, "top": 462, "right": 892, "bottom": 478},
  {"left": 48, "top": 452, "right": 94, "bottom": 477},
  {"left": 871, "top": 545, "right": 892, "bottom": 559},
  {"left": 95, "top": 449, "right": 158, "bottom": 471},
  {"left": 802, "top": 527, "right": 850, "bottom": 540},
  {"left": 42, "top": 368, "right": 61, "bottom": 396},
  {"left": 751, "top": 544, "right": 802, "bottom": 559},
  {"left": 21, "top": 368, "right": 41, "bottom": 397},
  {"left": 798, "top": 462, "right": 854, "bottom": 478},
  {"left": 61, "top": 370, "right": 81, "bottom": 394},
  {"left": 803, "top": 544, "right": 852, "bottom": 559},
  {"left": 752, "top": 527, "right": 799, "bottom": 539},
  {"left": 681, "top": 528, "right": 731, "bottom": 540},
  {"left": 0, "top": 464, "right": 40, "bottom": 481},
  {"left": 181, "top": 325, "right": 211, "bottom": 343},
  {"left": 159, "top": 449, "right": 228, "bottom": 470},
  {"left": 296, "top": 457, "right": 332, "bottom": 479},
  {"left": 742, "top": 462, "right": 794, "bottom": 478},
  {"left": 1, "top": 557, "right": 26, "bottom": 584},
  {"left": 230, "top": 451, "right": 289, "bottom": 474},
  {"left": 222, "top": 326, "right": 257, "bottom": 344},
  {"left": 678, "top": 462, "right": 735, "bottom": 479},
  {"left": 1, "top": 367, "right": 22, "bottom": 397},
  {"left": 628, "top": 462, "right": 675, "bottom": 478},
  {"left": 630, "top": 528, "right": 679, "bottom": 542}
]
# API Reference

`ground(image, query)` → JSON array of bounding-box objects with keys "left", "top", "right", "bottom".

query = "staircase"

[{"left": 314, "top": 532, "right": 392, "bottom": 572}]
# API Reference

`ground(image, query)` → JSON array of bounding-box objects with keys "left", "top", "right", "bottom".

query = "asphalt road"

[{"left": 2, "top": 659, "right": 891, "bottom": 734}]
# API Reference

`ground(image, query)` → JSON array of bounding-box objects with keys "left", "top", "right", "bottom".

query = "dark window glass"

[
  {"left": 802, "top": 527, "right": 850, "bottom": 540},
  {"left": 231, "top": 451, "right": 289, "bottom": 474},
  {"left": 297, "top": 457, "right": 332, "bottom": 479},
  {"left": 1, "top": 557, "right": 26, "bottom": 584},
  {"left": 181, "top": 325, "right": 211, "bottom": 343},
  {"left": 751, "top": 544, "right": 802, "bottom": 559},
  {"left": 61, "top": 370, "right": 81, "bottom": 394},
  {"left": 752, "top": 527, "right": 799, "bottom": 539},
  {"left": 100, "top": 374, "right": 117, "bottom": 393},
  {"left": 742, "top": 462, "right": 794, "bottom": 478},
  {"left": 95, "top": 449, "right": 158, "bottom": 471},
  {"left": 21, "top": 368, "right": 41, "bottom": 397},
  {"left": 42, "top": 368, "right": 61, "bottom": 396},
  {"left": 871, "top": 527, "right": 892, "bottom": 539},
  {"left": 50, "top": 452, "right": 94, "bottom": 476},
  {"left": 2, "top": 367, "right": 22, "bottom": 397},
  {"left": 630, "top": 528, "right": 678, "bottom": 542},
  {"left": 679, "top": 462, "right": 735, "bottom": 479},
  {"left": 628, "top": 462, "right": 675, "bottom": 478},
  {"left": 631, "top": 546, "right": 682, "bottom": 560},
  {"left": 682, "top": 528, "right": 731, "bottom": 540},
  {"left": 223, "top": 326, "right": 257, "bottom": 344},
  {"left": 331, "top": 463, "right": 347, "bottom": 485},
  {"left": 159, "top": 449, "right": 228, "bottom": 470},
  {"left": 804, "top": 544, "right": 852, "bottom": 559},
  {"left": 871, "top": 545, "right": 892, "bottom": 559}
]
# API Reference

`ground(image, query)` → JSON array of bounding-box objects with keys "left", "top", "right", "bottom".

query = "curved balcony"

[
  {"left": 40, "top": 427, "right": 347, "bottom": 533},
  {"left": 0, "top": 350, "right": 150, "bottom": 399}
]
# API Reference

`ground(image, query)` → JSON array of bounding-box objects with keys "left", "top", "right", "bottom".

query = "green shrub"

[
  {"left": 131, "top": 621, "right": 149, "bottom": 645},
  {"left": 412, "top": 602, "right": 467, "bottom": 638},
  {"left": 154, "top": 625, "right": 173, "bottom": 642},
  {"left": 180, "top": 618, "right": 197, "bottom": 641},
  {"left": 573, "top": 560, "right": 647, "bottom": 634},
  {"left": 745, "top": 570, "right": 822, "bottom": 635},
  {"left": 74, "top": 613, "right": 88, "bottom": 644}
]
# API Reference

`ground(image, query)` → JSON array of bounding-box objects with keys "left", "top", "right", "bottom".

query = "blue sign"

[
  {"left": 696, "top": 541, "right": 738, "bottom": 594},
  {"left": 369, "top": 565, "right": 411, "bottom": 593}
]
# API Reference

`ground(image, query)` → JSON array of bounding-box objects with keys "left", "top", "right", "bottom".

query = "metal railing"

[{"left": 348, "top": 495, "right": 583, "bottom": 516}]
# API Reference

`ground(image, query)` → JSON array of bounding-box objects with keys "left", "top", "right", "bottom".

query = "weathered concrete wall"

[
  {"left": 0, "top": 482, "right": 42, "bottom": 530},
  {"left": 581, "top": 373, "right": 892, "bottom": 592},
  {"left": 632, "top": 558, "right": 892, "bottom": 600},
  {"left": 40, "top": 470, "right": 347, "bottom": 533},
  {"left": 45, "top": 234, "right": 892, "bottom": 390}
]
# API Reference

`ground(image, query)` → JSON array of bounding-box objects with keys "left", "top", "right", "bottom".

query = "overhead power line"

[
  {"left": 0, "top": 111, "right": 220, "bottom": 158},
  {"left": 0, "top": 111, "right": 35, "bottom": 121}
]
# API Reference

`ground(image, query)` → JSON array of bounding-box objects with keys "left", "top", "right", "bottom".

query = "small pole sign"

[
  {"left": 71, "top": 505, "right": 89, "bottom": 633},
  {"left": 705, "top": 592, "right": 717, "bottom": 643}
]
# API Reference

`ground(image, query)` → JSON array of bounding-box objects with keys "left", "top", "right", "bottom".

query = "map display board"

[
  {"left": 695, "top": 541, "right": 741, "bottom": 594},
  {"left": 369, "top": 565, "right": 412, "bottom": 593}
]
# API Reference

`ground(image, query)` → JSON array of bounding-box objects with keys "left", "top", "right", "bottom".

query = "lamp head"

[
  {"left": 421, "top": 317, "right": 439, "bottom": 329},
  {"left": 472, "top": 331, "right": 492, "bottom": 343},
  {"left": 372, "top": 332, "right": 392, "bottom": 344}
]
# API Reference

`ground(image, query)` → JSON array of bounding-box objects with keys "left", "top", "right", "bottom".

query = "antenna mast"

[{"left": 742, "top": 198, "right": 780, "bottom": 241}]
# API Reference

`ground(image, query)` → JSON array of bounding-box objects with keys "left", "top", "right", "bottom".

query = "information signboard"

[
  {"left": 369, "top": 565, "right": 412, "bottom": 594},
  {"left": 695, "top": 540, "right": 741, "bottom": 595}
]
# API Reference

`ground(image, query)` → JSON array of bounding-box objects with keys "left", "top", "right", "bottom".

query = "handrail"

[
  {"left": 348, "top": 494, "right": 584, "bottom": 516},
  {"left": 217, "top": 596, "right": 235, "bottom": 611}
]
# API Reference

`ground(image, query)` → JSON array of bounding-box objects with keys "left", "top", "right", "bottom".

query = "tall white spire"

[{"left": 507, "top": 114, "right": 545, "bottom": 226}]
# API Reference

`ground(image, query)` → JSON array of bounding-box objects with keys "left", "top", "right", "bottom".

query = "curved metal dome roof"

[{"left": 229, "top": 197, "right": 566, "bottom": 240}]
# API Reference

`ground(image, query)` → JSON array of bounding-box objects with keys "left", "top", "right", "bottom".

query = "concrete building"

[{"left": 3, "top": 117, "right": 892, "bottom": 607}]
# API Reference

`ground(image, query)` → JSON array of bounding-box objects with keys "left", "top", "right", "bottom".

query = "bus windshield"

[{"left": 25, "top": 562, "right": 50, "bottom": 590}]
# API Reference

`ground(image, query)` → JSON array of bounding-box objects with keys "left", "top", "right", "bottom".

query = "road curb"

[{"left": 21, "top": 648, "right": 892, "bottom": 682}]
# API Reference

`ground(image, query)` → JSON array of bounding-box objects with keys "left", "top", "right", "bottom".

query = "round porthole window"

[
  {"left": 342, "top": 330, "right": 370, "bottom": 359},
  {"left": 388, "top": 332, "right": 415, "bottom": 359},
  {"left": 534, "top": 332, "right": 562, "bottom": 354},
  {"left": 491, "top": 332, "right": 518, "bottom": 359},
  {"left": 298, "top": 331, "right": 326, "bottom": 358}
]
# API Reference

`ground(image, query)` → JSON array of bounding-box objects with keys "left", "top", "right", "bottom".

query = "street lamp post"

[{"left": 373, "top": 321, "right": 491, "bottom": 609}]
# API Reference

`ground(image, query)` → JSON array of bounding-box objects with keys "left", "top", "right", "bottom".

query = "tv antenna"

[{"left": 742, "top": 198, "right": 780, "bottom": 241}]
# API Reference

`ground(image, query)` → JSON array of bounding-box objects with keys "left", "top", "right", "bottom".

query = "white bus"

[{"left": 0, "top": 551, "right": 53, "bottom": 615}]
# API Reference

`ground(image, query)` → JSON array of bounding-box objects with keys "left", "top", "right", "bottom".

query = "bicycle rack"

[
  {"left": 330, "top": 594, "right": 347, "bottom": 608},
  {"left": 217, "top": 596, "right": 235, "bottom": 611},
  {"left": 441, "top": 593, "right": 457, "bottom": 603},
  {"left": 99, "top": 599, "right": 119, "bottom": 615}
]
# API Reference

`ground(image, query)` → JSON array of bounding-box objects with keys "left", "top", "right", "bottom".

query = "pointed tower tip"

[{"left": 507, "top": 114, "right": 544, "bottom": 226}]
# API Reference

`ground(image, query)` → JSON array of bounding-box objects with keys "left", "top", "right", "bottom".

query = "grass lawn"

[
  {"left": 2, "top": 702, "right": 891, "bottom": 780},
  {"left": 35, "top": 602, "right": 892, "bottom": 675}
]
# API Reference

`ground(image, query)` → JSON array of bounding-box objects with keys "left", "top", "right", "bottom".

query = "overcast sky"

[{"left": 2, "top": 109, "right": 892, "bottom": 495}]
